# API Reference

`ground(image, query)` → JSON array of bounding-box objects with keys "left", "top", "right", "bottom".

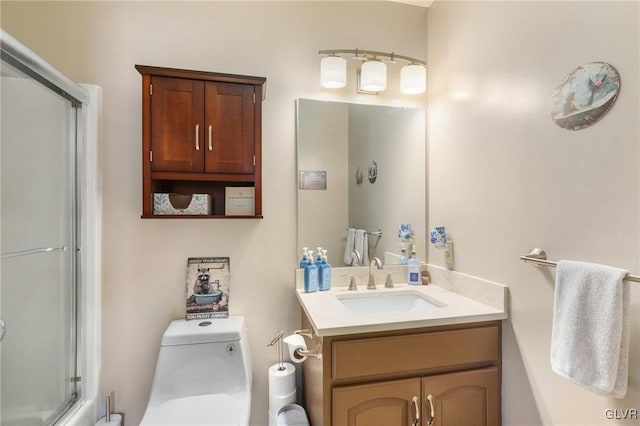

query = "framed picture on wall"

[{"left": 185, "top": 257, "right": 230, "bottom": 320}]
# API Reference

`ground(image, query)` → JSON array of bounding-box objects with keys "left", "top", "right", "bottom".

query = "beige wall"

[
  {"left": 1, "top": 2, "right": 428, "bottom": 424},
  {"left": 428, "top": 1, "right": 640, "bottom": 425}
]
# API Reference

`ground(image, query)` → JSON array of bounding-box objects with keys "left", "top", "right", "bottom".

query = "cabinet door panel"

[
  {"left": 333, "top": 378, "right": 420, "bottom": 426},
  {"left": 151, "top": 77, "right": 204, "bottom": 172},
  {"left": 422, "top": 367, "right": 500, "bottom": 426},
  {"left": 204, "top": 82, "right": 255, "bottom": 174}
]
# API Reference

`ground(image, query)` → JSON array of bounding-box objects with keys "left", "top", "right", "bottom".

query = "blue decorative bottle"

[
  {"left": 304, "top": 251, "right": 319, "bottom": 293},
  {"left": 319, "top": 249, "right": 332, "bottom": 291}
]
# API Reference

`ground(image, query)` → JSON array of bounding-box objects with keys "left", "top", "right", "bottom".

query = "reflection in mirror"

[{"left": 296, "top": 98, "right": 426, "bottom": 266}]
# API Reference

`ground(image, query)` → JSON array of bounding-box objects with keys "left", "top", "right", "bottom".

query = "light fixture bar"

[{"left": 318, "top": 49, "right": 426, "bottom": 66}]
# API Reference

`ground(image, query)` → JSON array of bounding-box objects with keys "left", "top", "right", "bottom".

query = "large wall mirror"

[{"left": 296, "top": 98, "right": 426, "bottom": 267}]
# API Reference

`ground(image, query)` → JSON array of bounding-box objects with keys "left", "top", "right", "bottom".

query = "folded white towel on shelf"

[
  {"left": 551, "top": 260, "right": 630, "bottom": 398},
  {"left": 354, "top": 229, "right": 369, "bottom": 266},
  {"left": 343, "top": 228, "right": 356, "bottom": 265}
]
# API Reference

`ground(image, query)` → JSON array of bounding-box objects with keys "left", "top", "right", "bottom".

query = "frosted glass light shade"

[
  {"left": 400, "top": 64, "right": 427, "bottom": 94},
  {"left": 360, "top": 60, "right": 387, "bottom": 92},
  {"left": 320, "top": 56, "right": 347, "bottom": 89}
]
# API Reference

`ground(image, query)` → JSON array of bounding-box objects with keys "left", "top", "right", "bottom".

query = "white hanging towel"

[
  {"left": 354, "top": 229, "right": 369, "bottom": 266},
  {"left": 550, "top": 260, "right": 630, "bottom": 398},
  {"left": 343, "top": 228, "right": 356, "bottom": 265}
]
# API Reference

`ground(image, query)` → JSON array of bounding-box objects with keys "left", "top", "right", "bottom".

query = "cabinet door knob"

[
  {"left": 411, "top": 395, "right": 419, "bottom": 426},
  {"left": 426, "top": 394, "right": 435, "bottom": 426},
  {"left": 208, "top": 125, "right": 213, "bottom": 151},
  {"left": 195, "top": 124, "right": 200, "bottom": 150}
]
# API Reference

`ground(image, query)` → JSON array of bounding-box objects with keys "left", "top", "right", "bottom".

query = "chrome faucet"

[
  {"left": 350, "top": 250, "right": 362, "bottom": 266},
  {"left": 367, "top": 257, "right": 383, "bottom": 290}
]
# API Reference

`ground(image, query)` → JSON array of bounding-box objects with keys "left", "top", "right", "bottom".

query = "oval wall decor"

[{"left": 550, "top": 62, "right": 620, "bottom": 130}]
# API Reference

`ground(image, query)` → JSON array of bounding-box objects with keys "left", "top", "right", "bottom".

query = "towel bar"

[
  {"left": 345, "top": 227, "right": 382, "bottom": 237},
  {"left": 520, "top": 248, "right": 640, "bottom": 283}
]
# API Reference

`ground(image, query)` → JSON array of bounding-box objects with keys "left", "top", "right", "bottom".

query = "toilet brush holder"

[
  {"left": 95, "top": 395, "right": 122, "bottom": 426},
  {"left": 95, "top": 414, "right": 122, "bottom": 426}
]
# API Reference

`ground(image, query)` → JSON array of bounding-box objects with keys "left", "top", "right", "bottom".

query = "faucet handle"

[
  {"left": 347, "top": 275, "right": 358, "bottom": 291},
  {"left": 384, "top": 272, "right": 394, "bottom": 288}
]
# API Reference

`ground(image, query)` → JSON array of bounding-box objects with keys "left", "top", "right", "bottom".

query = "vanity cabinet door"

[
  {"left": 422, "top": 367, "right": 500, "bottom": 426},
  {"left": 333, "top": 378, "right": 421, "bottom": 426}
]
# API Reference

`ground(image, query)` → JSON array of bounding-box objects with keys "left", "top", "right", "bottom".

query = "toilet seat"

[{"left": 140, "top": 393, "right": 251, "bottom": 426}]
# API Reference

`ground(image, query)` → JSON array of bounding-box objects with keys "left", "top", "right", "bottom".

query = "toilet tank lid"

[{"left": 161, "top": 316, "right": 246, "bottom": 346}]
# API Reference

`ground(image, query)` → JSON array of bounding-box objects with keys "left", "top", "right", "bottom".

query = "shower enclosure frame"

[{"left": 1, "top": 29, "right": 101, "bottom": 425}]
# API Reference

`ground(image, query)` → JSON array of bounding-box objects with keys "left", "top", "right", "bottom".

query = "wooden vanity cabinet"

[
  {"left": 135, "top": 65, "right": 265, "bottom": 218},
  {"left": 301, "top": 314, "right": 502, "bottom": 426}
]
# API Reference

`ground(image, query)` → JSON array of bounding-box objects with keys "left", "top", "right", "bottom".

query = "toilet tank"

[{"left": 147, "top": 316, "right": 252, "bottom": 404}]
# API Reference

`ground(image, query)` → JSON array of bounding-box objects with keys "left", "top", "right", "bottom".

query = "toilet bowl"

[{"left": 140, "top": 316, "right": 252, "bottom": 426}]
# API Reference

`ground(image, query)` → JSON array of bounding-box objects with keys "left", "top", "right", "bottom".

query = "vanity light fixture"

[
  {"left": 319, "top": 49, "right": 427, "bottom": 95},
  {"left": 360, "top": 59, "right": 387, "bottom": 92},
  {"left": 320, "top": 54, "right": 347, "bottom": 88}
]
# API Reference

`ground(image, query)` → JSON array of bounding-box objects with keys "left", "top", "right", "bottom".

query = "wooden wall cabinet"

[
  {"left": 136, "top": 65, "right": 265, "bottom": 218},
  {"left": 301, "top": 314, "right": 502, "bottom": 426}
]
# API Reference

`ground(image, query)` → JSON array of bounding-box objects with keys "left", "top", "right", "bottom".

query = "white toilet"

[{"left": 140, "top": 316, "right": 252, "bottom": 426}]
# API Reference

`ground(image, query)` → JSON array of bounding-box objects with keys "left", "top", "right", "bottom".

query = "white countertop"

[{"left": 296, "top": 267, "right": 508, "bottom": 336}]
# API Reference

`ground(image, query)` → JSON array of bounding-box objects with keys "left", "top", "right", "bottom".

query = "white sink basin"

[{"left": 336, "top": 290, "right": 444, "bottom": 315}]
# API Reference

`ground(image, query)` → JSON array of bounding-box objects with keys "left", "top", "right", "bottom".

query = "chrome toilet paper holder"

[
  {"left": 292, "top": 329, "right": 322, "bottom": 360},
  {"left": 294, "top": 328, "right": 314, "bottom": 338},
  {"left": 270, "top": 329, "right": 322, "bottom": 363},
  {"left": 292, "top": 342, "right": 322, "bottom": 361}
]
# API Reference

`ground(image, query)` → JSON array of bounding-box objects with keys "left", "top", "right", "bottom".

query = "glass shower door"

[{"left": 0, "top": 57, "right": 79, "bottom": 425}]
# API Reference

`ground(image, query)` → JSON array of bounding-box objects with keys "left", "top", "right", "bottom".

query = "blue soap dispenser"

[
  {"left": 315, "top": 247, "right": 323, "bottom": 265},
  {"left": 319, "top": 249, "right": 332, "bottom": 291},
  {"left": 299, "top": 247, "right": 309, "bottom": 269},
  {"left": 304, "top": 250, "right": 319, "bottom": 293}
]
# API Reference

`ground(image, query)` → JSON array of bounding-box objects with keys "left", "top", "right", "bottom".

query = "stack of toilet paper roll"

[
  {"left": 269, "top": 334, "right": 310, "bottom": 425},
  {"left": 268, "top": 362, "right": 296, "bottom": 426}
]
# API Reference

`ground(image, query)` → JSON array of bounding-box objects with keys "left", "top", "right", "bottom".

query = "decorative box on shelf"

[
  {"left": 225, "top": 187, "right": 255, "bottom": 216},
  {"left": 153, "top": 193, "right": 213, "bottom": 215}
]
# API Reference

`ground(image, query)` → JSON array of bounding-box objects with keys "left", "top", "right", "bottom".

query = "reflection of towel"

[
  {"left": 354, "top": 229, "right": 369, "bottom": 266},
  {"left": 551, "top": 260, "right": 630, "bottom": 398},
  {"left": 343, "top": 228, "right": 356, "bottom": 265}
]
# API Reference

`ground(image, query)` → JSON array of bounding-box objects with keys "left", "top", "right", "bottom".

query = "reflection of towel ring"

[
  {"left": 368, "top": 161, "right": 378, "bottom": 184},
  {"left": 355, "top": 167, "right": 363, "bottom": 186}
]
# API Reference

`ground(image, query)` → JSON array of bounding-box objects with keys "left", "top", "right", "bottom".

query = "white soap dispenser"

[{"left": 407, "top": 248, "right": 421, "bottom": 285}]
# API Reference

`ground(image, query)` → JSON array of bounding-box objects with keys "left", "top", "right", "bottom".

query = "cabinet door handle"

[
  {"left": 208, "top": 125, "right": 213, "bottom": 150},
  {"left": 411, "top": 395, "right": 419, "bottom": 426},
  {"left": 195, "top": 124, "right": 200, "bottom": 150},
  {"left": 426, "top": 394, "right": 435, "bottom": 426}
]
